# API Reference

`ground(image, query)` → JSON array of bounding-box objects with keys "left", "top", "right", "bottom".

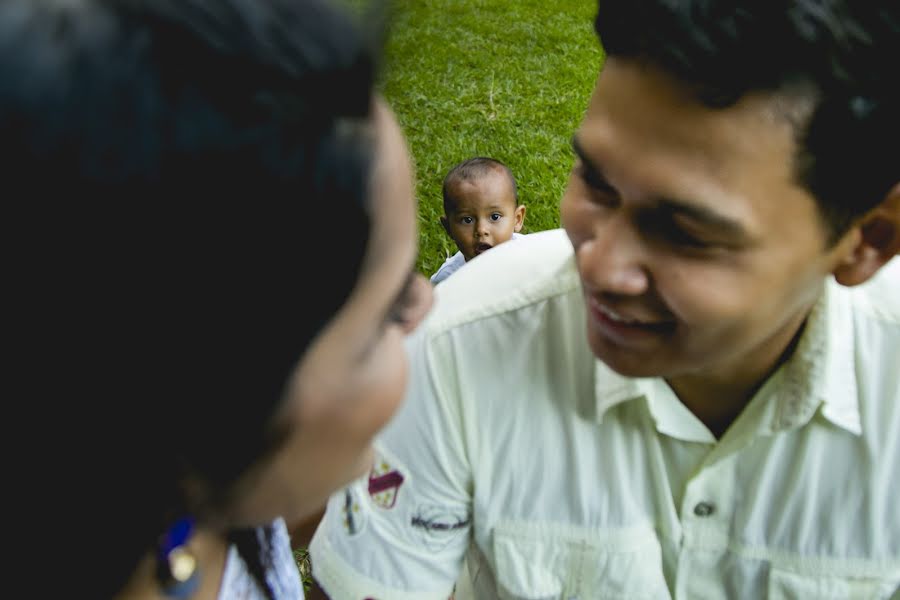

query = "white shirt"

[
  {"left": 311, "top": 229, "right": 900, "bottom": 599},
  {"left": 219, "top": 518, "right": 305, "bottom": 599},
  {"left": 430, "top": 232, "right": 525, "bottom": 285}
]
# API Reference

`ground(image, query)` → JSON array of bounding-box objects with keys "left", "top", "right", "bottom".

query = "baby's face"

[{"left": 442, "top": 171, "right": 525, "bottom": 262}]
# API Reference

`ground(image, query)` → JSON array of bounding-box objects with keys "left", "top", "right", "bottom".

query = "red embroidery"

[
  {"left": 368, "top": 460, "right": 405, "bottom": 509},
  {"left": 368, "top": 470, "right": 404, "bottom": 495}
]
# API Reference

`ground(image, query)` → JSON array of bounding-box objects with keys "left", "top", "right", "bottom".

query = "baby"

[{"left": 431, "top": 157, "right": 527, "bottom": 284}]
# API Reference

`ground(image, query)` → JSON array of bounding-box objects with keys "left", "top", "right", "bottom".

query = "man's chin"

[{"left": 588, "top": 335, "right": 671, "bottom": 379}]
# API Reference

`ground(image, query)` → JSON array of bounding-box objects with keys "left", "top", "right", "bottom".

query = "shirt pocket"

[
  {"left": 492, "top": 520, "right": 671, "bottom": 600},
  {"left": 768, "top": 566, "right": 900, "bottom": 600}
]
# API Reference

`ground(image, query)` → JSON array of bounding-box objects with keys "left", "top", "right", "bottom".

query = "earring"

[{"left": 156, "top": 516, "right": 201, "bottom": 598}]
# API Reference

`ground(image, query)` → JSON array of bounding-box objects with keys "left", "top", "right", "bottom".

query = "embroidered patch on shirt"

[
  {"left": 410, "top": 504, "right": 471, "bottom": 552},
  {"left": 341, "top": 487, "right": 366, "bottom": 537},
  {"left": 368, "top": 457, "right": 405, "bottom": 509}
]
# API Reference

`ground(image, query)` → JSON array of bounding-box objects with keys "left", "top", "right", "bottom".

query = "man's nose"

[{"left": 577, "top": 216, "right": 649, "bottom": 296}]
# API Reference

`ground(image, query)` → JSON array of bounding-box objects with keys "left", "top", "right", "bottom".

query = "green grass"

[
  {"left": 293, "top": 547, "right": 313, "bottom": 592},
  {"left": 376, "top": 0, "right": 605, "bottom": 275}
]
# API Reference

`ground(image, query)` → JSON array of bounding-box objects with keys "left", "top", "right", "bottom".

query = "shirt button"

[{"left": 693, "top": 502, "right": 715, "bottom": 517}]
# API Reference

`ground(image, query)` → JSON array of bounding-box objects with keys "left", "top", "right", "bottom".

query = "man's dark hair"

[
  {"left": 442, "top": 156, "right": 519, "bottom": 215},
  {"left": 594, "top": 0, "right": 899, "bottom": 242}
]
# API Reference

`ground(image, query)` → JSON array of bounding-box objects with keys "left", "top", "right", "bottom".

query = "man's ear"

[
  {"left": 833, "top": 182, "right": 900, "bottom": 286},
  {"left": 514, "top": 205, "right": 527, "bottom": 232},
  {"left": 440, "top": 215, "right": 451, "bottom": 236}
]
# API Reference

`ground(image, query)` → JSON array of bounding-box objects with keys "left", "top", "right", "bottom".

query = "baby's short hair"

[{"left": 442, "top": 157, "right": 518, "bottom": 214}]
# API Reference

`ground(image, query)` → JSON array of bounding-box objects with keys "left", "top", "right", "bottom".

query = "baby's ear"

[
  {"left": 514, "top": 204, "right": 527, "bottom": 232},
  {"left": 832, "top": 182, "right": 900, "bottom": 287},
  {"left": 440, "top": 215, "right": 451, "bottom": 235}
]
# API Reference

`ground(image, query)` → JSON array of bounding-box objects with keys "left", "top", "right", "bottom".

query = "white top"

[
  {"left": 430, "top": 232, "right": 525, "bottom": 285},
  {"left": 311, "top": 229, "right": 900, "bottom": 599},
  {"left": 219, "top": 517, "right": 305, "bottom": 599}
]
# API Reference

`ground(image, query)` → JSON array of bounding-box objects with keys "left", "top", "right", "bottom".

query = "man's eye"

[
  {"left": 641, "top": 216, "right": 715, "bottom": 250},
  {"left": 666, "top": 228, "right": 711, "bottom": 248}
]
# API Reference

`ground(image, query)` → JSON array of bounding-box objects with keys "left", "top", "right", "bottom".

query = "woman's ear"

[{"left": 833, "top": 182, "right": 900, "bottom": 286}]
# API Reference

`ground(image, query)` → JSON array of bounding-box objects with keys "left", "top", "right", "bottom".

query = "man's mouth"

[
  {"left": 590, "top": 299, "right": 674, "bottom": 331},
  {"left": 596, "top": 303, "right": 648, "bottom": 325}
]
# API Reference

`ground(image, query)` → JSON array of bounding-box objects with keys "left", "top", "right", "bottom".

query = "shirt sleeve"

[
  {"left": 431, "top": 252, "right": 465, "bottom": 286},
  {"left": 309, "top": 326, "right": 472, "bottom": 599}
]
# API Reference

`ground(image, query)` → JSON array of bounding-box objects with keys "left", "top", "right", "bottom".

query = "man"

[{"left": 311, "top": 1, "right": 900, "bottom": 597}]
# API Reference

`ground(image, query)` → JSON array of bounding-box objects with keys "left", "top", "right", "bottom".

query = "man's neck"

[{"left": 666, "top": 309, "right": 811, "bottom": 439}]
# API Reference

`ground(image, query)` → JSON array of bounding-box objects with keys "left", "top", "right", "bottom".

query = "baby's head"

[{"left": 441, "top": 157, "right": 526, "bottom": 262}]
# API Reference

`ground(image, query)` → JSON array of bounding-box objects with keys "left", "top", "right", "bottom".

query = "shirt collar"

[
  {"left": 776, "top": 276, "right": 861, "bottom": 435},
  {"left": 592, "top": 275, "right": 861, "bottom": 438},
  {"left": 593, "top": 361, "right": 642, "bottom": 423},
  {"left": 593, "top": 364, "right": 716, "bottom": 443}
]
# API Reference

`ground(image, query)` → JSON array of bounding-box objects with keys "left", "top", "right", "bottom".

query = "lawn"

[{"left": 376, "top": 0, "right": 605, "bottom": 275}]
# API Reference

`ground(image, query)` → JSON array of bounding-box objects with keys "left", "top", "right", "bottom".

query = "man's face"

[
  {"left": 561, "top": 58, "right": 853, "bottom": 387},
  {"left": 442, "top": 170, "right": 525, "bottom": 262}
]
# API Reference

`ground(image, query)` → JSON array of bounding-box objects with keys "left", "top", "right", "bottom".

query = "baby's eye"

[
  {"left": 490, "top": 213, "right": 502, "bottom": 221},
  {"left": 460, "top": 216, "right": 474, "bottom": 224}
]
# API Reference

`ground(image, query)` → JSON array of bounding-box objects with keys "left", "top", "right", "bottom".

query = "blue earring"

[{"left": 156, "top": 517, "right": 201, "bottom": 598}]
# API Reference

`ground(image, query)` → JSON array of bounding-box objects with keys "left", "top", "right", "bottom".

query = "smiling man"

[{"left": 310, "top": 1, "right": 900, "bottom": 597}]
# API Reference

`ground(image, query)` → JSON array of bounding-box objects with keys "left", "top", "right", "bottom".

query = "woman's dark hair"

[
  {"left": 594, "top": 0, "right": 899, "bottom": 242},
  {"left": 1, "top": 0, "right": 383, "bottom": 596}
]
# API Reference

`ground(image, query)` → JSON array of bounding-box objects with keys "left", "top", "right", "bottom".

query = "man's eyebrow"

[
  {"left": 655, "top": 199, "right": 750, "bottom": 240},
  {"left": 572, "top": 135, "right": 750, "bottom": 241}
]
